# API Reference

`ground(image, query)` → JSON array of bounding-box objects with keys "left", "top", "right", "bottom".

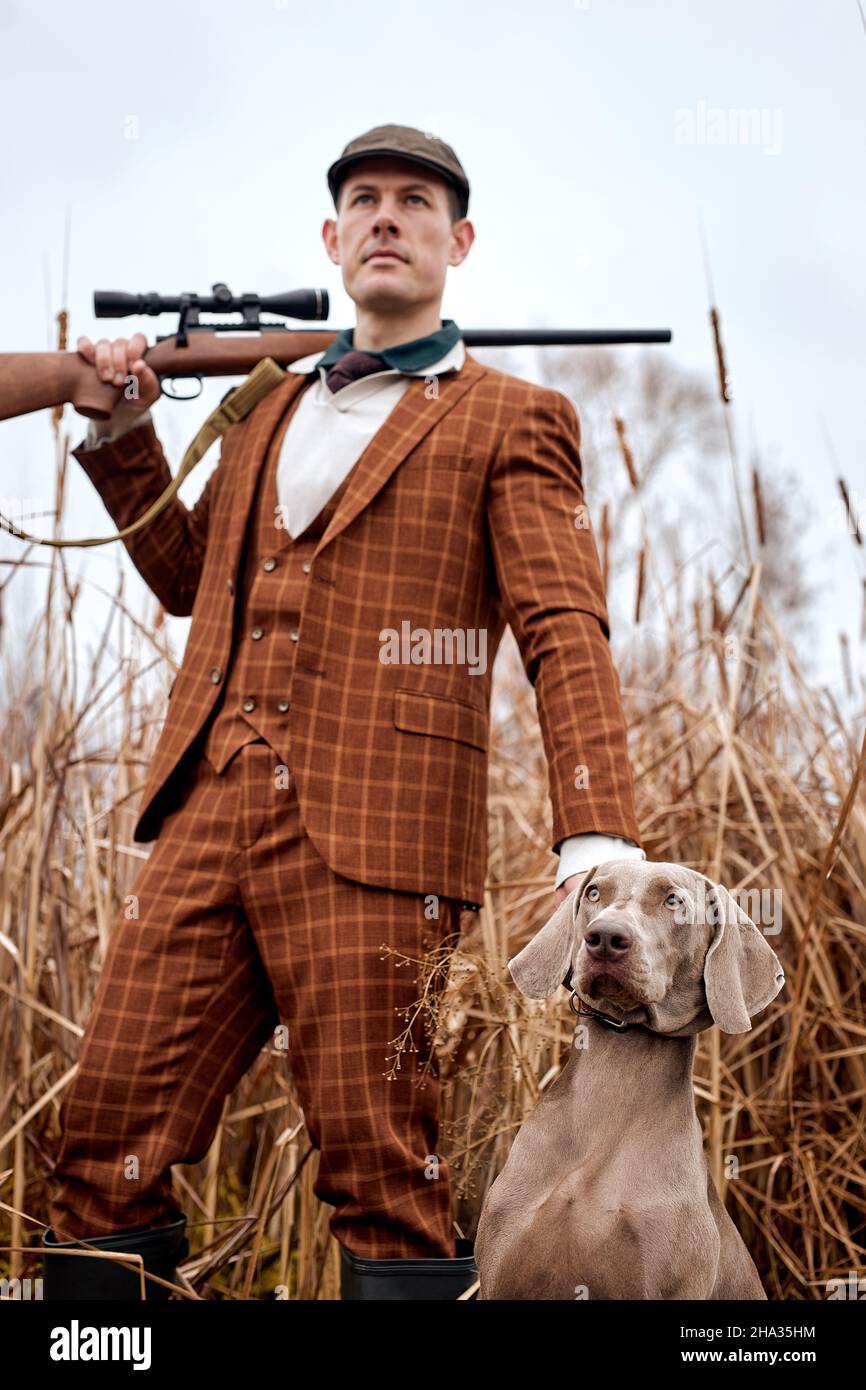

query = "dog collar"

[
  {"left": 568, "top": 988, "right": 630, "bottom": 1030},
  {"left": 566, "top": 986, "right": 698, "bottom": 1039}
]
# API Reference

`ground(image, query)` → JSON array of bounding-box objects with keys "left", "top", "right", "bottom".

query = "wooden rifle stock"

[{"left": 0, "top": 332, "right": 339, "bottom": 422}]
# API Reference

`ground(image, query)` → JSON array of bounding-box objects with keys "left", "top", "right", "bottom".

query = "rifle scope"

[{"left": 94, "top": 285, "right": 329, "bottom": 322}]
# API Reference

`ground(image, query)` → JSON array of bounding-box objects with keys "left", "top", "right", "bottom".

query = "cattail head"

[
  {"left": 612, "top": 414, "right": 640, "bottom": 489},
  {"left": 600, "top": 500, "right": 610, "bottom": 595},
  {"left": 838, "top": 477, "right": 862, "bottom": 547},
  {"left": 752, "top": 466, "right": 766, "bottom": 547},
  {"left": 634, "top": 543, "right": 645, "bottom": 624},
  {"left": 709, "top": 306, "right": 731, "bottom": 404},
  {"left": 53, "top": 309, "right": 69, "bottom": 428}
]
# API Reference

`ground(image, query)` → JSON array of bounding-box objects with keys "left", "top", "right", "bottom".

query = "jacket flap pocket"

[{"left": 393, "top": 688, "right": 488, "bottom": 751}]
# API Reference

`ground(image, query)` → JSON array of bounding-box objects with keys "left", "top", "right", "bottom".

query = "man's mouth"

[{"left": 366, "top": 250, "right": 405, "bottom": 262}]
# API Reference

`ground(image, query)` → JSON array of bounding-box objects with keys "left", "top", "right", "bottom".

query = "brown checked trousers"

[
  {"left": 49, "top": 736, "right": 464, "bottom": 1260},
  {"left": 50, "top": 391, "right": 468, "bottom": 1260}
]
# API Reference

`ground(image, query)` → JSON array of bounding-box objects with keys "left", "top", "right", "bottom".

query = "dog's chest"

[
  {"left": 479, "top": 1178, "right": 719, "bottom": 1299},
  {"left": 476, "top": 1129, "right": 718, "bottom": 1299}
]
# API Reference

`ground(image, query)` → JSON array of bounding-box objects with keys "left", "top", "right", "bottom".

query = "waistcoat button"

[
  {"left": 242, "top": 697, "right": 256, "bottom": 712},
  {"left": 227, "top": 577, "right": 234, "bottom": 594},
  {"left": 210, "top": 667, "right": 222, "bottom": 683},
  {"left": 262, "top": 557, "right": 277, "bottom": 572},
  {"left": 277, "top": 699, "right": 290, "bottom": 713},
  {"left": 251, "top": 626, "right": 264, "bottom": 640},
  {"left": 302, "top": 561, "right": 311, "bottom": 574},
  {"left": 290, "top": 627, "right": 299, "bottom": 641}
]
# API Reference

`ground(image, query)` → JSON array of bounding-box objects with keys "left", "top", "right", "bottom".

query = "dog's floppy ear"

[
  {"left": 508, "top": 865, "right": 600, "bottom": 999},
  {"left": 702, "top": 880, "right": 785, "bottom": 1034}
]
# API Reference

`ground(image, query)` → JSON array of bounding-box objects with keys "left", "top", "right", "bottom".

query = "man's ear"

[
  {"left": 702, "top": 880, "right": 785, "bottom": 1034},
  {"left": 321, "top": 217, "right": 340, "bottom": 265},
  {"left": 507, "top": 865, "right": 600, "bottom": 999}
]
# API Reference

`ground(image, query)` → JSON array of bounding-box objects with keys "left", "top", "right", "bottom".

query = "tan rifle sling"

[{"left": 0, "top": 356, "right": 287, "bottom": 548}]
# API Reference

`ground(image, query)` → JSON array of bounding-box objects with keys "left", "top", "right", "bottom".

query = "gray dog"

[{"left": 474, "top": 859, "right": 785, "bottom": 1300}]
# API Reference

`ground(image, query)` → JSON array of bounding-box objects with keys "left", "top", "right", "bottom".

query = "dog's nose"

[{"left": 584, "top": 919, "right": 633, "bottom": 961}]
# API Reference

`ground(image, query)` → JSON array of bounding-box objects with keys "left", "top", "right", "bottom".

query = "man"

[{"left": 42, "top": 125, "right": 645, "bottom": 1300}]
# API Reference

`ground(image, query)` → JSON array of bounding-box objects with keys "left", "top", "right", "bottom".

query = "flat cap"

[{"left": 327, "top": 123, "right": 470, "bottom": 218}]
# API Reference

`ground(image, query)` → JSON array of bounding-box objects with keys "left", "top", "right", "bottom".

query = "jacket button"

[
  {"left": 262, "top": 557, "right": 277, "bottom": 572},
  {"left": 277, "top": 699, "right": 290, "bottom": 713},
  {"left": 227, "top": 577, "right": 234, "bottom": 594},
  {"left": 302, "top": 561, "right": 311, "bottom": 574},
  {"left": 251, "top": 626, "right": 264, "bottom": 640},
  {"left": 290, "top": 627, "right": 299, "bottom": 641},
  {"left": 242, "top": 697, "right": 256, "bottom": 712},
  {"left": 210, "top": 667, "right": 222, "bottom": 683}
]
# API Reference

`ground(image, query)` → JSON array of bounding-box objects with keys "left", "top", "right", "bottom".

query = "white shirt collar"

[{"left": 287, "top": 336, "right": 466, "bottom": 380}]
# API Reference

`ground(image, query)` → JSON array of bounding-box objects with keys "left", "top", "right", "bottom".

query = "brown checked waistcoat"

[
  {"left": 200, "top": 384, "right": 350, "bottom": 776},
  {"left": 73, "top": 355, "right": 643, "bottom": 907}
]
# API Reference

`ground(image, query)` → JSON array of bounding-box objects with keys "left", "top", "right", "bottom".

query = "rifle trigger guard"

[{"left": 160, "top": 376, "right": 204, "bottom": 401}]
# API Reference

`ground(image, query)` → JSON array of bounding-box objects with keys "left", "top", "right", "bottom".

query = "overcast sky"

[{"left": 1, "top": 0, "right": 864, "bottom": 700}]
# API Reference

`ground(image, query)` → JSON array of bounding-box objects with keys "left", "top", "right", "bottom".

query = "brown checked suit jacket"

[{"left": 73, "top": 351, "right": 643, "bottom": 906}]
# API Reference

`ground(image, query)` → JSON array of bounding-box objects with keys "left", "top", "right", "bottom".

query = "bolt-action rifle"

[
  {"left": 0, "top": 282, "right": 672, "bottom": 423},
  {"left": 0, "top": 284, "right": 672, "bottom": 547}
]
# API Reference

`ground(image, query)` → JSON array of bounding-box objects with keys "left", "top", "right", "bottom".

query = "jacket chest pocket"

[
  {"left": 393, "top": 688, "right": 488, "bottom": 752},
  {"left": 401, "top": 451, "right": 474, "bottom": 472}
]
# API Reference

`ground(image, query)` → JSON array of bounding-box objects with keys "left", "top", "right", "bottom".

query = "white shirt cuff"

[{"left": 554, "top": 833, "right": 646, "bottom": 890}]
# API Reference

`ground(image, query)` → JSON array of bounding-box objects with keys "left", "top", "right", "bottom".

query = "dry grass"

[{"left": 0, "top": 336, "right": 864, "bottom": 1300}]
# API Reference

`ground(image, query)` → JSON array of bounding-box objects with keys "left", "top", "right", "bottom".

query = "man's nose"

[{"left": 370, "top": 202, "right": 401, "bottom": 232}]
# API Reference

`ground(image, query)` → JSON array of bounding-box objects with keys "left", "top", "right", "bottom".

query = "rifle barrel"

[
  {"left": 150, "top": 326, "right": 672, "bottom": 347},
  {"left": 462, "top": 329, "right": 671, "bottom": 346}
]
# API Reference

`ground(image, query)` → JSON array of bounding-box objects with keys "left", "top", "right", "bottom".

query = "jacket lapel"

[
  {"left": 223, "top": 370, "right": 311, "bottom": 575},
  {"left": 314, "top": 353, "right": 487, "bottom": 558}
]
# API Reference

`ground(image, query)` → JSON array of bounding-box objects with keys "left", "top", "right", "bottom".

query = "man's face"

[{"left": 322, "top": 155, "right": 473, "bottom": 314}]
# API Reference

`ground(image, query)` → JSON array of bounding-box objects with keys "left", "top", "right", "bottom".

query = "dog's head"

[{"left": 508, "top": 860, "right": 785, "bottom": 1036}]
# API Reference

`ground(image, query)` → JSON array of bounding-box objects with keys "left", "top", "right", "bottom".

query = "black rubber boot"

[
  {"left": 339, "top": 1237, "right": 477, "bottom": 1300},
  {"left": 41, "top": 1215, "right": 189, "bottom": 1301}
]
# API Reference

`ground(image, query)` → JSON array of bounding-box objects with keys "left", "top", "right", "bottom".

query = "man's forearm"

[
  {"left": 488, "top": 387, "right": 643, "bottom": 857},
  {"left": 72, "top": 418, "right": 220, "bottom": 617},
  {"left": 533, "top": 606, "right": 643, "bottom": 849}
]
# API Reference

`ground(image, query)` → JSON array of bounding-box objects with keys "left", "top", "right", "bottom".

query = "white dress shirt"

[{"left": 81, "top": 338, "right": 645, "bottom": 889}]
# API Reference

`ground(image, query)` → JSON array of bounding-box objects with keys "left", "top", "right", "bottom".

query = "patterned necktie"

[{"left": 325, "top": 348, "right": 387, "bottom": 394}]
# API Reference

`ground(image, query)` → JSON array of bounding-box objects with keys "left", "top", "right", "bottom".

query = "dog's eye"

[
  {"left": 665, "top": 892, "right": 682, "bottom": 908},
  {"left": 585, "top": 885, "right": 600, "bottom": 901}
]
